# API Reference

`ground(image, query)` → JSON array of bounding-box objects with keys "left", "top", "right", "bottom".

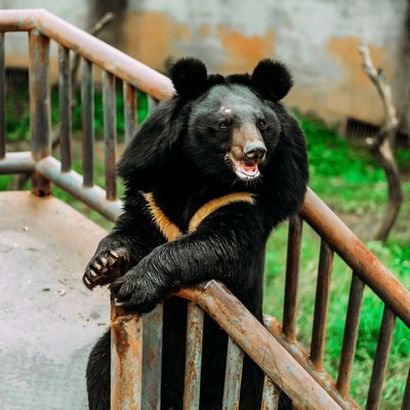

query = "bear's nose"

[{"left": 244, "top": 141, "right": 267, "bottom": 161}]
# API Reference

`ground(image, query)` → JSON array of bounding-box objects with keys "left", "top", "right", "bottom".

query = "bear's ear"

[
  {"left": 251, "top": 59, "right": 293, "bottom": 101},
  {"left": 170, "top": 57, "right": 208, "bottom": 100}
]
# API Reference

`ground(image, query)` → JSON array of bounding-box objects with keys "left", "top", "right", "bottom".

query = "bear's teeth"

[{"left": 240, "top": 163, "right": 258, "bottom": 176}]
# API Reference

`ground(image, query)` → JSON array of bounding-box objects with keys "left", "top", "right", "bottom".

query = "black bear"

[{"left": 83, "top": 58, "right": 309, "bottom": 409}]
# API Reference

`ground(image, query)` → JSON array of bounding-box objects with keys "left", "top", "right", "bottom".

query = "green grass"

[
  {"left": 2, "top": 94, "right": 409, "bottom": 408},
  {"left": 263, "top": 115, "right": 410, "bottom": 409},
  {"left": 6, "top": 85, "right": 149, "bottom": 142}
]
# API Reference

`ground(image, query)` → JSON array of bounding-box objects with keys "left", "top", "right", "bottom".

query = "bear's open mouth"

[{"left": 233, "top": 160, "right": 260, "bottom": 179}]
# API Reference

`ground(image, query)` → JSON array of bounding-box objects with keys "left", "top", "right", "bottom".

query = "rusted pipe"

[
  {"left": 0, "top": 9, "right": 175, "bottom": 101},
  {"left": 299, "top": 188, "right": 410, "bottom": 328},
  {"left": 265, "top": 315, "right": 360, "bottom": 410},
  {"left": 111, "top": 299, "right": 143, "bottom": 410},
  {"left": 178, "top": 282, "right": 342, "bottom": 410},
  {"left": 0, "top": 152, "right": 35, "bottom": 174},
  {"left": 282, "top": 214, "right": 303, "bottom": 340},
  {"left": 310, "top": 240, "right": 333, "bottom": 370},
  {"left": 35, "top": 156, "right": 122, "bottom": 221},
  {"left": 58, "top": 45, "right": 72, "bottom": 173},
  {"left": 29, "top": 29, "right": 51, "bottom": 196}
]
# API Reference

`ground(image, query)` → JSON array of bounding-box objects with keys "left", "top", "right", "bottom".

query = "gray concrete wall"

[{"left": 1, "top": 0, "right": 408, "bottom": 126}]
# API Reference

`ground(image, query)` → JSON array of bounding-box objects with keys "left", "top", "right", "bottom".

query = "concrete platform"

[{"left": 0, "top": 192, "right": 109, "bottom": 409}]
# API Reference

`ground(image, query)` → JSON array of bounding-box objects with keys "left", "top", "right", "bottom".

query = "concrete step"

[{"left": 0, "top": 192, "right": 109, "bottom": 410}]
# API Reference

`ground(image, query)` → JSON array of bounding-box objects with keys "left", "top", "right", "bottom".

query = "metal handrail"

[
  {"left": 1, "top": 9, "right": 409, "bottom": 408},
  {"left": 300, "top": 189, "right": 410, "bottom": 328},
  {"left": 0, "top": 9, "right": 175, "bottom": 100}
]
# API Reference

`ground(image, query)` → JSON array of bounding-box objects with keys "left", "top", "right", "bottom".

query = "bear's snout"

[{"left": 244, "top": 141, "right": 267, "bottom": 162}]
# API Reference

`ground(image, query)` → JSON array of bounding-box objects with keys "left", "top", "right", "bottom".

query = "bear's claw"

[{"left": 83, "top": 246, "right": 131, "bottom": 289}]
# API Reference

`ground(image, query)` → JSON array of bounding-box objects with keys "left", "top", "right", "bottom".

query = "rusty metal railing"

[{"left": 0, "top": 9, "right": 409, "bottom": 410}]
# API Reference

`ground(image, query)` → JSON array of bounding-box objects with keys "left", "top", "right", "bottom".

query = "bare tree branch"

[{"left": 359, "top": 43, "right": 404, "bottom": 242}]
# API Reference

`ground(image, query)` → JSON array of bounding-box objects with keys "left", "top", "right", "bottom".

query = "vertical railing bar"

[
  {"left": 0, "top": 32, "right": 5, "bottom": 159},
  {"left": 142, "top": 304, "right": 163, "bottom": 409},
  {"left": 58, "top": 45, "right": 72, "bottom": 172},
  {"left": 102, "top": 70, "right": 117, "bottom": 200},
  {"left": 401, "top": 368, "right": 410, "bottom": 410},
  {"left": 337, "top": 273, "right": 365, "bottom": 398},
  {"left": 283, "top": 214, "right": 303, "bottom": 340},
  {"left": 110, "top": 298, "right": 143, "bottom": 410},
  {"left": 123, "top": 82, "right": 137, "bottom": 146},
  {"left": 29, "top": 30, "right": 51, "bottom": 196},
  {"left": 366, "top": 306, "right": 396, "bottom": 410},
  {"left": 81, "top": 57, "right": 94, "bottom": 187},
  {"left": 183, "top": 302, "right": 204, "bottom": 410},
  {"left": 310, "top": 240, "right": 334, "bottom": 370},
  {"left": 222, "top": 337, "right": 244, "bottom": 410},
  {"left": 260, "top": 376, "right": 280, "bottom": 410}
]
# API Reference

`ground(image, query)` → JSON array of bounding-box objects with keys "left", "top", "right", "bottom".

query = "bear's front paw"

[
  {"left": 83, "top": 247, "right": 131, "bottom": 290},
  {"left": 110, "top": 262, "right": 179, "bottom": 313}
]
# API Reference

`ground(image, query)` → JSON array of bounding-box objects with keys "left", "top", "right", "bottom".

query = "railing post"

[
  {"left": 310, "top": 240, "right": 333, "bottom": 370},
  {"left": 260, "top": 376, "right": 280, "bottom": 410},
  {"left": 142, "top": 305, "right": 163, "bottom": 409},
  {"left": 283, "top": 215, "right": 303, "bottom": 340},
  {"left": 0, "top": 32, "right": 5, "bottom": 159},
  {"left": 103, "top": 70, "right": 117, "bottom": 200},
  {"left": 183, "top": 302, "right": 205, "bottom": 410},
  {"left": 29, "top": 30, "right": 51, "bottom": 196},
  {"left": 111, "top": 297, "right": 143, "bottom": 410},
  {"left": 222, "top": 337, "right": 244, "bottom": 410},
  {"left": 123, "top": 82, "right": 137, "bottom": 146},
  {"left": 58, "top": 45, "right": 72, "bottom": 172},
  {"left": 81, "top": 57, "right": 94, "bottom": 187},
  {"left": 366, "top": 306, "right": 396, "bottom": 410},
  {"left": 337, "top": 273, "right": 365, "bottom": 398}
]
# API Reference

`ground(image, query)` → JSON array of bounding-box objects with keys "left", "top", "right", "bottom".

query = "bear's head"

[
  {"left": 118, "top": 58, "right": 308, "bottom": 206},
  {"left": 171, "top": 58, "right": 293, "bottom": 184}
]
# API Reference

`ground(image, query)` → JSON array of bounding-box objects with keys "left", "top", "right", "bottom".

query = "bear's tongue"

[{"left": 240, "top": 162, "right": 258, "bottom": 176}]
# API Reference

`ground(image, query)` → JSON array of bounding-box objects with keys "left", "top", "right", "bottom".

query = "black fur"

[
  {"left": 84, "top": 58, "right": 308, "bottom": 409},
  {"left": 171, "top": 57, "right": 209, "bottom": 100}
]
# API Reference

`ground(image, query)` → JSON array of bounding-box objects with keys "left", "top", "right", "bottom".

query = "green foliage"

[
  {"left": 5, "top": 87, "right": 30, "bottom": 141},
  {"left": 70, "top": 87, "right": 149, "bottom": 139},
  {"left": 6, "top": 85, "right": 149, "bottom": 142},
  {"left": 0, "top": 175, "right": 13, "bottom": 190},
  {"left": 264, "top": 114, "right": 410, "bottom": 409}
]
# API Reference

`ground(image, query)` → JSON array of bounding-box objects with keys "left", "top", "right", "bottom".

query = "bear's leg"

[{"left": 87, "top": 330, "right": 110, "bottom": 410}]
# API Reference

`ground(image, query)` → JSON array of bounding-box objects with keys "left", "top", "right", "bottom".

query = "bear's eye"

[
  {"left": 257, "top": 119, "right": 267, "bottom": 129},
  {"left": 218, "top": 119, "right": 233, "bottom": 129}
]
